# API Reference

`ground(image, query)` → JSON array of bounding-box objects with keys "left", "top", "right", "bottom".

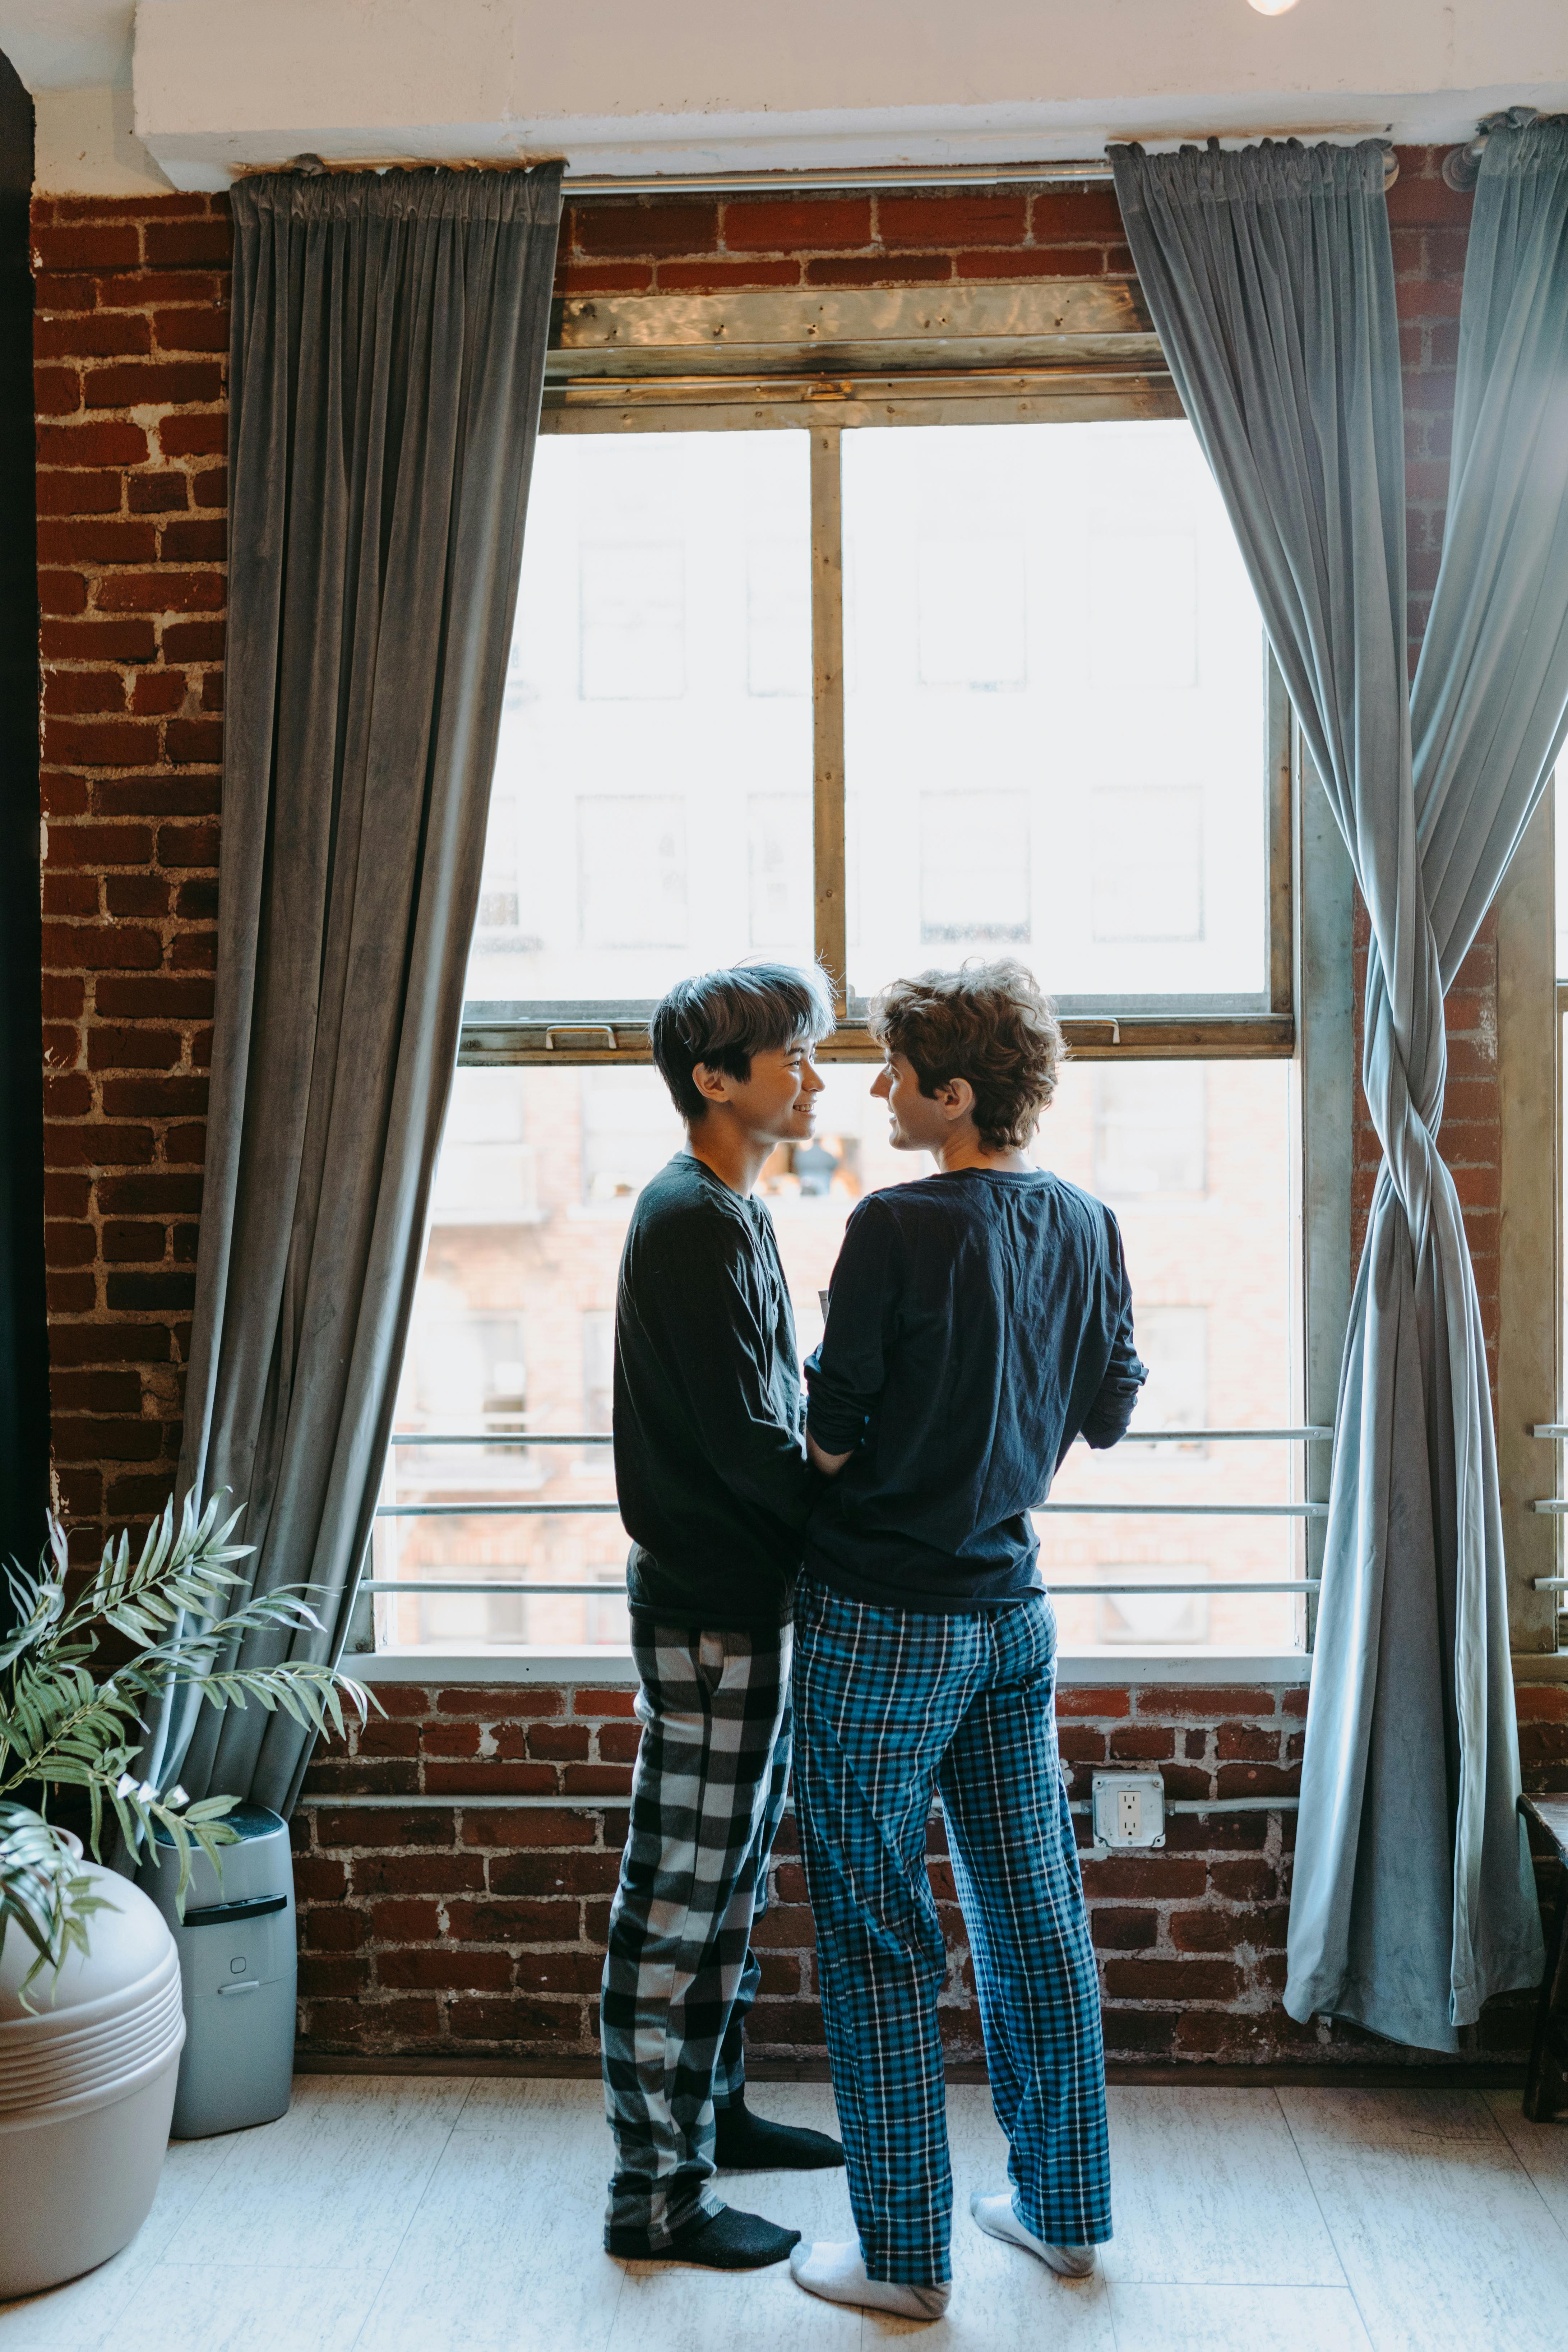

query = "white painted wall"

[
  {"left": 8, "top": 0, "right": 1568, "bottom": 194},
  {"left": 35, "top": 85, "right": 171, "bottom": 195},
  {"left": 1, "top": 0, "right": 132, "bottom": 92}
]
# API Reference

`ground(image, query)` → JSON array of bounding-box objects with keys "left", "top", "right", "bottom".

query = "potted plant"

[{"left": 0, "top": 1491, "right": 374, "bottom": 2295}]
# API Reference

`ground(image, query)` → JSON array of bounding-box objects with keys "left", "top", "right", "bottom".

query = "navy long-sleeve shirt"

[
  {"left": 804, "top": 1166, "right": 1146, "bottom": 1610},
  {"left": 614, "top": 1154, "right": 815, "bottom": 1635}
]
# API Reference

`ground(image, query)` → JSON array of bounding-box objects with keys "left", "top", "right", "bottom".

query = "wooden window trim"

[{"left": 470, "top": 282, "right": 1293, "bottom": 1069}]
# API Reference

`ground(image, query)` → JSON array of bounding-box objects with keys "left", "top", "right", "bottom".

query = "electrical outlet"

[{"left": 1091, "top": 1771, "right": 1166, "bottom": 1849}]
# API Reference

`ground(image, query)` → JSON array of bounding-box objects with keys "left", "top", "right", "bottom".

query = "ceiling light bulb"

[{"left": 1248, "top": 0, "right": 1301, "bottom": 13}]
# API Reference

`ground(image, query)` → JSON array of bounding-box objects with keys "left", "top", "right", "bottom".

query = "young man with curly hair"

[
  {"left": 601, "top": 961, "right": 846, "bottom": 2274},
  {"left": 786, "top": 958, "right": 1146, "bottom": 2322}
]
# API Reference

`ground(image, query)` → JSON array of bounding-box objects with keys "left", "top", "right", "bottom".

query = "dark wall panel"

[{"left": 0, "top": 48, "right": 47, "bottom": 1586}]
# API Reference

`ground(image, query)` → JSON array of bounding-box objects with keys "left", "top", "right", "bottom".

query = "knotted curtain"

[{"left": 1111, "top": 128, "right": 1568, "bottom": 2046}]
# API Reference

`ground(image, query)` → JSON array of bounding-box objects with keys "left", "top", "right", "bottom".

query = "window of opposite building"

[
  {"left": 1520, "top": 762, "right": 1568, "bottom": 1654},
  {"left": 1433, "top": 751, "right": 1560, "bottom": 1662},
  {"left": 369, "top": 278, "right": 1330, "bottom": 1663},
  {"left": 468, "top": 416, "right": 1291, "bottom": 1028}
]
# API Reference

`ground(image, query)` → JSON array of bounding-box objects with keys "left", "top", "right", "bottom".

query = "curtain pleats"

[
  {"left": 1111, "top": 128, "right": 1567, "bottom": 2047},
  {"left": 151, "top": 165, "right": 562, "bottom": 1817}
]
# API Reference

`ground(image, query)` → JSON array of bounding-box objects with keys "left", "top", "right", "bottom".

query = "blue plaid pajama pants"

[
  {"left": 600, "top": 1622, "right": 791, "bottom": 2246},
  {"left": 794, "top": 1574, "right": 1110, "bottom": 2286}
]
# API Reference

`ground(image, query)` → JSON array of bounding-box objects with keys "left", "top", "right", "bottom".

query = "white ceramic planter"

[{"left": 0, "top": 1855, "right": 185, "bottom": 2298}]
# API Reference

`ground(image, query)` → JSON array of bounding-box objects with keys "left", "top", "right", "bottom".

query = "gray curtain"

[
  {"left": 1111, "top": 127, "right": 1568, "bottom": 2048},
  {"left": 156, "top": 165, "right": 563, "bottom": 1816}
]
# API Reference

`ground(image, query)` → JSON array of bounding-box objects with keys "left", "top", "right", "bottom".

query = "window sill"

[
  {"left": 1512, "top": 1648, "right": 1568, "bottom": 1682},
  {"left": 357, "top": 1644, "right": 1317, "bottom": 1687},
  {"left": 355, "top": 1645, "right": 1568, "bottom": 1688}
]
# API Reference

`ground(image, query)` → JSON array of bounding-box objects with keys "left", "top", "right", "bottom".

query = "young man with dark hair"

[
  {"left": 602, "top": 960, "right": 846, "bottom": 2272},
  {"left": 787, "top": 958, "right": 1146, "bottom": 2322}
]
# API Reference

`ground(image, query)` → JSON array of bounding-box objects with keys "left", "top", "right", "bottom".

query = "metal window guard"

[
  {"left": 370, "top": 1424, "right": 1334, "bottom": 1604},
  {"left": 388, "top": 1427, "right": 1335, "bottom": 1445},
  {"left": 361, "top": 1578, "right": 1322, "bottom": 1597},
  {"left": 1528, "top": 1425, "right": 1568, "bottom": 1591},
  {"left": 374, "top": 1500, "right": 1326, "bottom": 1519}
]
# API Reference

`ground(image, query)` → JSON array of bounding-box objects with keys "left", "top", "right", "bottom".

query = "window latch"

[{"left": 542, "top": 1026, "right": 619, "bottom": 1052}]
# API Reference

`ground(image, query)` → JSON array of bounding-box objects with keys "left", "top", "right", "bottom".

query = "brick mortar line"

[
  {"left": 295, "top": 1791, "right": 1301, "bottom": 1811},
  {"left": 32, "top": 198, "right": 232, "bottom": 1537}
]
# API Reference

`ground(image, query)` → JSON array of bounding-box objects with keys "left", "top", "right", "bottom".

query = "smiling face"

[
  {"left": 693, "top": 1035, "right": 825, "bottom": 1146},
  {"left": 870, "top": 1050, "right": 963, "bottom": 1153}
]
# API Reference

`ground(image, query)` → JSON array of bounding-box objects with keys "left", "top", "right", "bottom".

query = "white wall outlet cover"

[{"left": 1090, "top": 1770, "right": 1166, "bottom": 1849}]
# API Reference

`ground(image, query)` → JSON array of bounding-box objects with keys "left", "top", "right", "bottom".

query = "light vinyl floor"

[{"left": 3, "top": 2076, "right": 1568, "bottom": 2352}]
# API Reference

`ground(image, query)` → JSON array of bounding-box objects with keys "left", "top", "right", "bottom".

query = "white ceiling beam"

[{"left": 10, "top": 0, "right": 1568, "bottom": 193}]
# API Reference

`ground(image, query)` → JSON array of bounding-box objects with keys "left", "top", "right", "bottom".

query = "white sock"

[
  {"left": 970, "top": 2191, "right": 1098, "bottom": 2278},
  {"left": 789, "top": 2241, "right": 951, "bottom": 2319}
]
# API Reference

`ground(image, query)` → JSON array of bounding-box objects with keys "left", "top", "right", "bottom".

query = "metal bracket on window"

[
  {"left": 542, "top": 1025, "right": 619, "bottom": 1051},
  {"left": 1067, "top": 1017, "right": 1120, "bottom": 1045},
  {"left": 1443, "top": 107, "right": 1536, "bottom": 192}
]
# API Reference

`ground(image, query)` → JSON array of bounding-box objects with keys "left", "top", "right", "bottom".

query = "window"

[
  {"left": 465, "top": 430, "right": 813, "bottom": 1008},
  {"left": 1124, "top": 1306, "right": 1208, "bottom": 1450},
  {"left": 579, "top": 1068, "right": 681, "bottom": 1205},
  {"left": 1096, "top": 1568, "right": 1211, "bottom": 1649},
  {"left": 407, "top": 1298, "right": 527, "bottom": 1427},
  {"left": 428, "top": 1071, "right": 538, "bottom": 1225},
  {"left": 578, "top": 797, "right": 688, "bottom": 951},
  {"left": 1534, "top": 762, "right": 1568, "bottom": 1652},
  {"left": 1093, "top": 1066, "right": 1207, "bottom": 1199},
  {"left": 1090, "top": 788, "right": 1204, "bottom": 944},
  {"left": 375, "top": 1054, "right": 1305, "bottom": 1655},
  {"left": 748, "top": 794, "right": 812, "bottom": 950},
  {"left": 841, "top": 421, "right": 1272, "bottom": 1004},
  {"left": 1475, "top": 757, "right": 1560, "bottom": 1659},
  {"left": 919, "top": 791, "right": 1032, "bottom": 946},
  {"left": 476, "top": 797, "right": 520, "bottom": 935},
  {"left": 581, "top": 1311, "right": 615, "bottom": 1433},
  {"left": 370, "top": 282, "right": 1327, "bottom": 1663}
]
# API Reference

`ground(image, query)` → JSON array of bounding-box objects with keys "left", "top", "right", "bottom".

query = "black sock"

[
  {"left": 713, "top": 2093, "right": 846, "bottom": 2172},
  {"left": 606, "top": 2203, "right": 801, "bottom": 2269}
]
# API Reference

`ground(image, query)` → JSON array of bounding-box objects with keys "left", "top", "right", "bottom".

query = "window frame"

[
  {"left": 462, "top": 283, "right": 1294, "bottom": 1076},
  {"left": 1496, "top": 787, "right": 1561, "bottom": 1653},
  {"left": 355, "top": 283, "right": 1346, "bottom": 1672}
]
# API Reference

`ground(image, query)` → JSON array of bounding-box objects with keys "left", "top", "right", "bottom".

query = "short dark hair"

[
  {"left": 649, "top": 962, "right": 836, "bottom": 1124},
  {"left": 869, "top": 958, "right": 1066, "bottom": 1151}
]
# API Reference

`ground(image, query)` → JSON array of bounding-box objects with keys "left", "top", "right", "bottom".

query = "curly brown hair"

[{"left": 869, "top": 959, "right": 1067, "bottom": 1152}]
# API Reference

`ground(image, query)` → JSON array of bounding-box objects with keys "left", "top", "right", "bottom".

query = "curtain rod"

[
  {"left": 282, "top": 147, "right": 1399, "bottom": 195},
  {"left": 561, "top": 148, "right": 1397, "bottom": 197},
  {"left": 1442, "top": 104, "right": 1541, "bottom": 191},
  {"left": 560, "top": 161, "right": 1116, "bottom": 194}
]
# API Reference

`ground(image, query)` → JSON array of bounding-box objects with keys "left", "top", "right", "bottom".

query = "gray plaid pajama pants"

[{"left": 600, "top": 1621, "right": 791, "bottom": 2247}]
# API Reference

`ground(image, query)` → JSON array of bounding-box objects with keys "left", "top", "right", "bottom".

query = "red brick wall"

[
  {"left": 33, "top": 161, "right": 1551, "bottom": 2076},
  {"left": 1350, "top": 154, "right": 1501, "bottom": 1376},
  {"left": 556, "top": 182, "right": 1132, "bottom": 296},
  {"left": 32, "top": 191, "right": 230, "bottom": 1558},
  {"left": 29, "top": 175, "right": 1133, "bottom": 1563},
  {"left": 31, "top": 158, "right": 1489, "bottom": 1560},
  {"left": 292, "top": 1676, "right": 1565, "bottom": 2066}
]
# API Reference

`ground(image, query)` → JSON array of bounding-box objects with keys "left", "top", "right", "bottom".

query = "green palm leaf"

[{"left": 1, "top": 1488, "right": 380, "bottom": 1973}]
